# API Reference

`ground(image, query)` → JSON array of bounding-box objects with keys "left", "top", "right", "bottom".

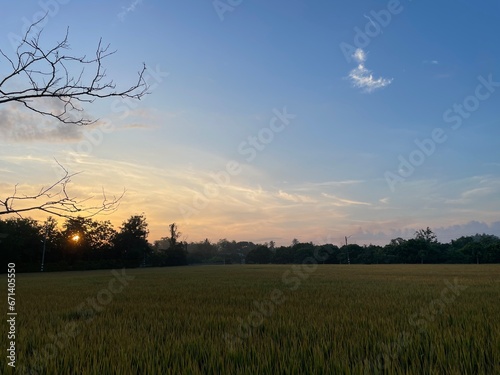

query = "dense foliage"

[
  {"left": 1, "top": 216, "right": 500, "bottom": 272},
  {"left": 0, "top": 215, "right": 187, "bottom": 272}
]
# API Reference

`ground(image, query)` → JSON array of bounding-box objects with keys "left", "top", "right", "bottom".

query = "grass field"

[{"left": 4, "top": 265, "right": 500, "bottom": 374}]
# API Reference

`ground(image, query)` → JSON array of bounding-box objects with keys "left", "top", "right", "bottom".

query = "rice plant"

[{"left": 3, "top": 265, "right": 499, "bottom": 374}]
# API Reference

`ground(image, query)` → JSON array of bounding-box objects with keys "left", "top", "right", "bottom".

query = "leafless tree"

[{"left": 0, "top": 15, "right": 148, "bottom": 217}]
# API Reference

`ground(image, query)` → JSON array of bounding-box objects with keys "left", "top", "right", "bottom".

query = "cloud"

[
  {"left": 118, "top": 0, "right": 144, "bottom": 21},
  {"left": 277, "top": 190, "right": 316, "bottom": 203},
  {"left": 120, "top": 123, "right": 156, "bottom": 130},
  {"left": 445, "top": 187, "right": 494, "bottom": 205},
  {"left": 332, "top": 220, "right": 500, "bottom": 246},
  {"left": 434, "top": 221, "right": 500, "bottom": 243},
  {"left": 440, "top": 175, "right": 500, "bottom": 206},
  {"left": 297, "top": 180, "right": 364, "bottom": 190},
  {"left": 423, "top": 60, "right": 439, "bottom": 65},
  {"left": 353, "top": 48, "right": 366, "bottom": 64},
  {"left": 0, "top": 104, "right": 83, "bottom": 143},
  {"left": 348, "top": 48, "right": 392, "bottom": 93},
  {"left": 322, "top": 193, "right": 371, "bottom": 207},
  {"left": 379, "top": 197, "right": 390, "bottom": 204}
]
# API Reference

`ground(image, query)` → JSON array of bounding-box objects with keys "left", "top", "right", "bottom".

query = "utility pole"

[
  {"left": 345, "top": 235, "right": 353, "bottom": 265},
  {"left": 41, "top": 223, "right": 48, "bottom": 272}
]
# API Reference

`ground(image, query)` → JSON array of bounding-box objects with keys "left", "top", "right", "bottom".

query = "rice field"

[{"left": 3, "top": 265, "right": 500, "bottom": 374}]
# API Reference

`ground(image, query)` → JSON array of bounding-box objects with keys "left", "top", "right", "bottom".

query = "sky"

[{"left": 1, "top": 0, "right": 500, "bottom": 246}]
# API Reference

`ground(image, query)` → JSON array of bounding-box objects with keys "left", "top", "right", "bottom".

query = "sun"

[{"left": 72, "top": 234, "right": 80, "bottom": 242}]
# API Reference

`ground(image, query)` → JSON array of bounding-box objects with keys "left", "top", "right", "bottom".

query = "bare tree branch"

[
  {"left": 0, "top": 14, "right": 149, "bottom": 125},
  {"left": 0, "top": 160, "right": 124, "bottom": 219},
  {"left": 0, "top": 15, "right": 147, "bottom": 217}
]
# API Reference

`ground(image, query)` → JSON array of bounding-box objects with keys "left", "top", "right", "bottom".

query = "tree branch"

[
  {"left": 0, "top": 161, "right": 124, "bottom": 219},
  {"left": 0, "top": 14, "right": 149, "bottom": 125}
]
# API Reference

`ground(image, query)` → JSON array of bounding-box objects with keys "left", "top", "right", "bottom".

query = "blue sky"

[{"left": 1, "top": 0, "right": 500, "bottom": 246}]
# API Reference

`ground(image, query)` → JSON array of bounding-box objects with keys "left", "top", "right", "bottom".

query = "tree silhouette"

[
  {"left": 113, "top": 214, "right": 150, "bottom": 266},
  {"left": 0, "top": 16, "right": 147, "bottom": 125},
  {"left": 168, "top": 223, "right": 181, "bottom": 249},
  {"left": 0, "top": 15, "right": 148, "bottom": 218},
  {"left": 0, "top": 161, "right": 125, "bottom": 218},
  {"left": 246, "top": 245, "right": 272, "bottom": 264}
]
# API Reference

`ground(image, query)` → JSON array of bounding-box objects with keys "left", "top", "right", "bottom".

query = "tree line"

[
  {"left": 1, "top": 216, "right": 500, "bottom": 273},
  {"left": 0, "top": 215, "right": 186, "bottom": 272}
]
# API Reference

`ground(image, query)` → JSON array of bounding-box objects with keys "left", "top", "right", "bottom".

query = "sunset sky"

[{"left": 1, "top": 0, "right": 500, "bottom": 246}]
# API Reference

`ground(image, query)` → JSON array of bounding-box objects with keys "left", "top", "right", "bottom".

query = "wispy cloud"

[
  {"left": 118, "top": 0, "right": 144, "bottom": 21},
  {"left": 423, "top": 60, "right": 439, "bottom": 65},
  {"left": 119, "top": 123, "right": 156, "bottom": 130},
  {"left": 348, "top": 48, "right": 392, "bottom": 93},
  {"left": 322, "top": 193, "right": 371, "bottom": 207},
  {"left": 297, "top": 180, "right": 364, "bottom": 191},
  {"left": 0, "top": 104, "right": 82, "bottom": 143},
  {"left": 445, "top": 187, "right": 494, "bottom": 205},
  {"left": 277, "top": 190, "right": 317, "bottom": 203}
]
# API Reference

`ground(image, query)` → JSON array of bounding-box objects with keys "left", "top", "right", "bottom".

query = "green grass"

[{"left": 3, "top": 265, "right": 500, "bottom": 374}]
